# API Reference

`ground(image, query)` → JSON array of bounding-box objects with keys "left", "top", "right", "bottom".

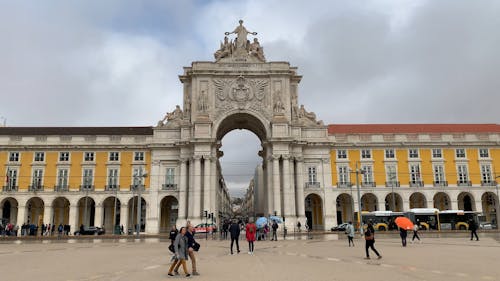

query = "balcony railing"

[
  {"left": 336, "top": 182, "right": 352, "bottom": 188},
  {"left": 130, "top": 184, "right": 145, "bottom": 191},
  {"left": 80, "top": 185, "right": 95, "bottom": 191},
  {"left": 361, "top": 182, "right": 376, "bottom": 187},
  {"left": 481, "top": 181, "right": 497, "bottom": 187},
  {"left": 409, "top": 181, "right": 424, "bottom": 187},
  {"left": 105, "top": 185, "right": 120, "bottom": 191},
  {"left": 28, "top": 185, "right": 44, "bottom": 192},
  {"left": 433, "top": 181, "right": 448, "bottom": 187},
  {"left": 305, "top": 182, "right": 321, "bottom": 189},
  {"left": 2, "top": 186, "right": 18, "bottom": 192},
  {"left": 54, "top": 185, "right": 69, "bottom": 192},
  {"left": 457, "top": 181, "right": 472, "bottom": 187},
  {"left": 385, "top": 181, "right": 400, "bottom": 187},
  {"left": 161, "top": 183, "right": 177, "bottom": 190}
]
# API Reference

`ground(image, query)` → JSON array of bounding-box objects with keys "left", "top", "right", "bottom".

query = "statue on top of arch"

[
  {"left": 157, "top": 105, "right": 183, "bottom": 127},
  {"left": 297, "top": 104, "right": 324, "bottom": 126},
  {"left": 214, "top": 20, "right": 266, "bottom": 62}
]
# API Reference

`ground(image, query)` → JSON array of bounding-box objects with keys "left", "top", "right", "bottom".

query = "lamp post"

[
  {"left": 83, "top": 188, "right": 89, "bottom": 228},
  {"left": 112, "top": 186, "right": 118, "bottom": 235},
  {"left": 135, "top": 172, "right": 148, "bottom": 238},
  {"left": 390, "top": 173, "right": 396, "bottom": 212},
  {"left": 354, "top": 162, "right": 365, "bottom": 235}
]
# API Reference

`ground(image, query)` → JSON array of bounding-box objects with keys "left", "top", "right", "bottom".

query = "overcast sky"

[{"left": 1, "top": 0, "right": 499, "bottom": 197}]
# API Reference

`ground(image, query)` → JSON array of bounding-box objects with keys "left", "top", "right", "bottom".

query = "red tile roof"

[
  {"left": 328, "top": 124, "right": 500, "bottom": 135},
  {"left": 0, "top": 127, "right": 153, "bottom": 135}
]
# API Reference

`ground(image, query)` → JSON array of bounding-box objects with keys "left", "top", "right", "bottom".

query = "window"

[
  {"left": 481, "top": 165, "right": 492, "bottom": 184},
  {"left": 133, "top": 167, "right": 146, "bottom": 186},
  {"left": 386, "top": 165, "right": 397, "bottom": 183},
  {"left": 9, "top": 152, "right": 19, "bottom": 162},
  {"left": 134, "top": 152, "right": 145, "bottom": 161},
  {"left": 455, "top": 148, "right": 466, "bottom": 158},
  {"left": 109, "top": 152, "right": 120, "bottom": 162},
  {"left": 5, "top": 169, "right": 18, "bottom": 188},
  {"left": 83, "top": 169, "right": 94, "bottom": 188},
  {"left": 165, "top": 168, "right": 175, "bottom": 186},
  {"left": 479, "top": 149, "right": 489, "bottom": 158},
  {"left": 409, "top": 149, "right": 419, "bottom": 158},
  {"left": 361, "top": 165, "right": 374, "bottom": 184},
  {"left": 337, "top": 150, "right": 347, "bottom": 159},
  {"left": 409, "top": 164, "right": 421, "bottom": 184},
  {"left": 307, "top": 166, "right": 317, "bottom": 184},
  {"left": 108, "top": 168, "right": 119, "bottom": 188},
  {"left": 361, "top": 149, "right": 371, "bottom": 159},
  {"left": 385, "top": 149, "right": 395, "bottom": 159},
  {"left": 34, "top": 152, "right": 45, "bottom": 162},
  {"left": 432, "top": 148, "right": 442, "bottom": 158},
  {"left": 32, "top": 169, "right": 43, "bottom": 188},
  {"left": 457, "top": 165, "right": 469, "bottom": 184},
  {"left": 338, "top": 165, "right": 350, "bottom": 185},
  {"left": 57, "top": 169, "right": 69, "bottom": 188},
  {"left": 433, "top": 165, "right": 445, "bottom": 184},
  {"left": 84, "top": 152, "right": 95, "bottom": 162},
  {"left": 59, "top": 152, "right": 70, "bottom": 162}
]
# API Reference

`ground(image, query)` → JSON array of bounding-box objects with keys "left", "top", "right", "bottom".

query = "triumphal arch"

[{"left": 153, "top": 20, "right": 333, "bottom": 231}]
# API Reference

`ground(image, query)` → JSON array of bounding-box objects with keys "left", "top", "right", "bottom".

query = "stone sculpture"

[{"left": 157, "top": 105, "right": 183, "bottom": 126}]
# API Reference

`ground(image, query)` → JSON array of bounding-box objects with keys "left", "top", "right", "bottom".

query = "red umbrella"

[{"left": 395, "top": 217, "right": 414, "bottom": 230}]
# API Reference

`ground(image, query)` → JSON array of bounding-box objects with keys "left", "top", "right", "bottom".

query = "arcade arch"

[
  {"left": 1, "top": 197, "right": 18, "bottom": 225},
  {"left": 26, "top": 197, "right": 44, "bottom": 225},
  {"left": 128, "top": 197, "right": 146, "bottom": 232},
  {"left": 433, "top": 192, "right": 451, "bottom": 211},
  {"left": 361, "top": 193, "right": 378, "bottom": 211},
  {"left": 457, "top": 192, "right": 475, "bottom": 211},
  {"left": 305, "top": 193, "right": 323, "bottom": 230},
  {"left": 409, "top": 192, "right": 427, "bottom": 209},
  {"left": 160, "top": 196, "right": 179, "bottom": 233},
  {"left": 481, "top": 192, "right": 497, "bottom": 223},
  {"left": 336, "top": 193, "right": 354, "bottom": 224},
  {"left": 384, "top": 193, "right": 403, "bottom": 212},
  {"left": 52, "top": 197, "right": 70, "bottom": 226},
  {"left": 103, "top": 197, "right": 121, "bottom": 233},
  {"left": 77, "top": 196, "right": 95, "bottom": 227}
]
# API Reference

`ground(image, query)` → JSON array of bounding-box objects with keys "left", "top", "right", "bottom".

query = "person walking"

[
  {"left": 364, "top": 222, "right": 382, "bottom": 260},
  {"left": 271, "top": 221, "right": 278, "bottom": 241},
  {"left": 186, "top": 225, "right": 199, "bottom": 276},
  {"left": 297, "top": 221, "right": 302, "bottom": 233},
  {"left": 168, "top": 227, "right": 190, "bottom": 277},
  {"left": 411, "top": 223, "right": 421, "bottom": 243},
  {"left": 169, "top": 225, "right": 178, "bottom": 244},
  {"left": 229, "top": 219, "right": 241, "bottom": 255},
  {"left": 399, "top": 227, "right": 407, "bottom": 247},
  {"left": 222, "top": 221, "right": 229, "bottom": 240},
  {"left": 346, "top": 221, "right": 355, "bottom": 247},
  {"left": 246, "top": 219, "right": 257, "bottom": 255},
  {"left": 469, "top": 219, "right": 479, "bottom": 241}
]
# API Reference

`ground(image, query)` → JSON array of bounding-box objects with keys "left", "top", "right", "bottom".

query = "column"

[
  {"left": 178, "top": 159, "right": 188, "bottom": 220},
  {"left": 203, "top": 156, "right": 211, "bottom": 213},
  {"left": 17, "top": 204, "right": 26, "bottom": 226},
  {"left": 450, "top": 200, "right": 458, "bottom": 210},
  {"left": 69, "top": 204, "right": 78, "bottom": 234},
  {"left": 402, "top": 200, "right": 410, "bottom": 212},
  {"left": 295, "top": 158, "right": 305, "bottom": 220},
  {"left": 272, "top": 155, "right": 281, "bottom": 216},
  {"left": 266, "top": 157, "right": 274, "bottom": 215},
  {"left": 94, "top": 203, "right": 103, "bottom": 227},
  {"left": 210, "top": 156, "right": 217, "bottom": 214},
  {"left": 192, "top": 156, "right": 202, "bottom": 221},
  {"left": 120, "top": 203, "right": 129, "bottom": 234},
  {"left": 146, "top": 161, "right": 161, "bottom": 234},
  {"left": 43, "top": 204, "right": 53, "bottom": 225},
  {"left": 377, "top": 200, "right": 385, "bottom": 212},
  {"left": 282, "top": 156, "right": 294, "bottom": 217}
]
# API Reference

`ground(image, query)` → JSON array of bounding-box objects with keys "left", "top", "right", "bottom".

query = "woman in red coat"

[{"left": 246, "top": 219, "right": 257, "bottom": 255}]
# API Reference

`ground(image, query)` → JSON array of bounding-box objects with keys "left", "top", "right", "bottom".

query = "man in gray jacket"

[{"left": 346, "top": 221, "right": 355, "bottom": 247}]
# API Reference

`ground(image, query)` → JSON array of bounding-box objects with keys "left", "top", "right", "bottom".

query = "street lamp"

[
  {"left": 352, "top": 162, "right": 366, "bottom": 235},
  {"left": 390, "top": 173, "right": 396, "bottom": 212},
  {"left": 134, "top": 172, "right": 148, "bottom": 238},
  {"left": 112, "top": 186, "right": 118, "bottom": 235}
]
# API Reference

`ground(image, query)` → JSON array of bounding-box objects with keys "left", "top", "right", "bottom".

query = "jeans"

[
  {"left": 365, "top": 240, "right": 380, "bottom": 257},
  {"left": 231, "top": 237, "right": 240, "bottom": 253}
]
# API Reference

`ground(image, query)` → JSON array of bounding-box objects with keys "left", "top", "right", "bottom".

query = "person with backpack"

[
  {"left": 246, "top": 219, "right": 257, "bottom": 255},
  {"left": 364, "top": 222, "right": 382, "bottom": 260}
]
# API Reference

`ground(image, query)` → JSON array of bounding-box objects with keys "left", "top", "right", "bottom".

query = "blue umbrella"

[
  {"left": 269, "top": 216, "right": 283, "bottom": 223},
  {"left": 255, "top": 217, "right": 268, "bottom": 228}
]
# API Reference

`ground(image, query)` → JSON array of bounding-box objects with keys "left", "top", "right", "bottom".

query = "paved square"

[{"left": 1, "top": 234, "right": 499, "bottom": 281}]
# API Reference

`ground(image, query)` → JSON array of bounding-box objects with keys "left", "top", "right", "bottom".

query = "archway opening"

[
  {"left": 77, "top": 197, "right": 95, "bottom": 227},
  {"left": 160, "top": 196, "right": 179, "bottom": 233},
  {"left": 409, "top": 192, "right": 427, "bottom": 209},
  {"left": 433, "top": 192, "right": 451, "bottom": 211},
  {"left": 384, "top": 193, "right": 403, "bottom": 212},
  {"left": 305, "top": 194, "right": 323, "bottom": 230},
  {"left": 458, "top": 193, "right": 475, "bottom": 211},
  {"left": 336, "top": 193, "right": 353, "bottom": 224},
  {"left": 26, "top": 197, "right": 44, "bottom": 225},
  {"left": 128, "top": 197, "right": 146, "bottom": 232},
  {"left": 361, "top": 193, "right": 378, "bottom": 211},
  {"left": 52, "top": 197, "right": 70, "bottom": 226},
  {"left": 481, "top": 192, "right": 497, "bottom": 224},
  {"left": 1, "top": 197, "right": 18, "bottom": 225},
  {"left": 103, "top": 197, "right": 121, "bottom": 233}
]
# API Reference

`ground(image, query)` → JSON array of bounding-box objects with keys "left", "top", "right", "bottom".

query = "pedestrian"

[
  {"left": 169, "top": 225, "right": 178, "bottom": 245},
  {"left": 411, "top": 223, "right": 421, "bottom": 243},
  {"left": 120, "top": 225, "right": 124, "bottom": 235},
  {"left": 229, "top": 219, "right": 241, "bottom": 255},
  {"left": 469, "top": 219, "right": 479, "bottom": 241},
  {"left": 271, "top": 221, "right": 278, "bottom": 241},
  {"left": 246, "top": 219, "right": 257, "bottom": 255},
  {"left": 58, "top": 224, "right": 63, "bottom": 238},
  {"left": 346, "top": 221, "right": 355, "bottom": 247},
  {"left": 168, "top": 227, "right": 190, "bottom": 277},
  {"left": 185, "top": 225, "right": 200, "bottom": 276},
  {"left": 297, "top": 221, "right": 301, "bottom": 232},
  {"left": 263, "top": 224, "right": 269, "bottom": 240},
  {"left": 364, "top": 222, "right": 382, "bottom": 260},
  {"left": 399, "top": 227, "right": 407, "bottom": 247},
  {"left": 222, "top": 221, "right": 229, "bottom": 240}
]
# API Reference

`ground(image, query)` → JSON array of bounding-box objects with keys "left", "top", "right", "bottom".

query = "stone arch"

[
  {"left": 160, "top": 195, "right": 179, "bottom": 233},
  {"left": 52, "top": 197, "right": 70, "bottom": 226},
  {"left": 481, "top": 192, "right": 497, "bottom": 224},
  {"left": 457, "top": 192, "right": 475, "bottom": 211},
  {"left": 128, "top": 196, "right": 147, "bottom": 233},
  {"left": 102, "top": 196, "right": 121, "bottom": 233},
  {"left": 214, "top": 111, "right": 270, "bottom": 141},
  {"left": 77, "top": 196, "right": 95, "bottom": 227},
  {"left": 1, "top": 197, "right": 18, "bottom": 225},
  {"left": 26, "top": 197, "right": 45, "bottom": 225},
  {"left": 409, "top": 192, "right": 427, "bottom": 209},
  {"left": 433, "top": 192, "right": 451, "bottom": 210},
  {"left": 336, "top": 193, "right": 354, "bottom": 224},
  {"left": 361, "top": 193, "right": 378, "bottom": 211},
  {"left": 305, "top": 193, "right": 323, "bottom": 230},
  {"left": 384, "top": 192, "right": 404, "bottom": 212}
]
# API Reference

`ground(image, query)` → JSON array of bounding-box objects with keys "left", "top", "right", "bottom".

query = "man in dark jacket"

[
  {"left": 271, "top": 221, "right": 278, "bottom": 241},
  {"left": 229, "top": 220, "right": 241, "bottom": 254},
  {"left": 469, "top": 219, "right": 479, "bottom": 241}
]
